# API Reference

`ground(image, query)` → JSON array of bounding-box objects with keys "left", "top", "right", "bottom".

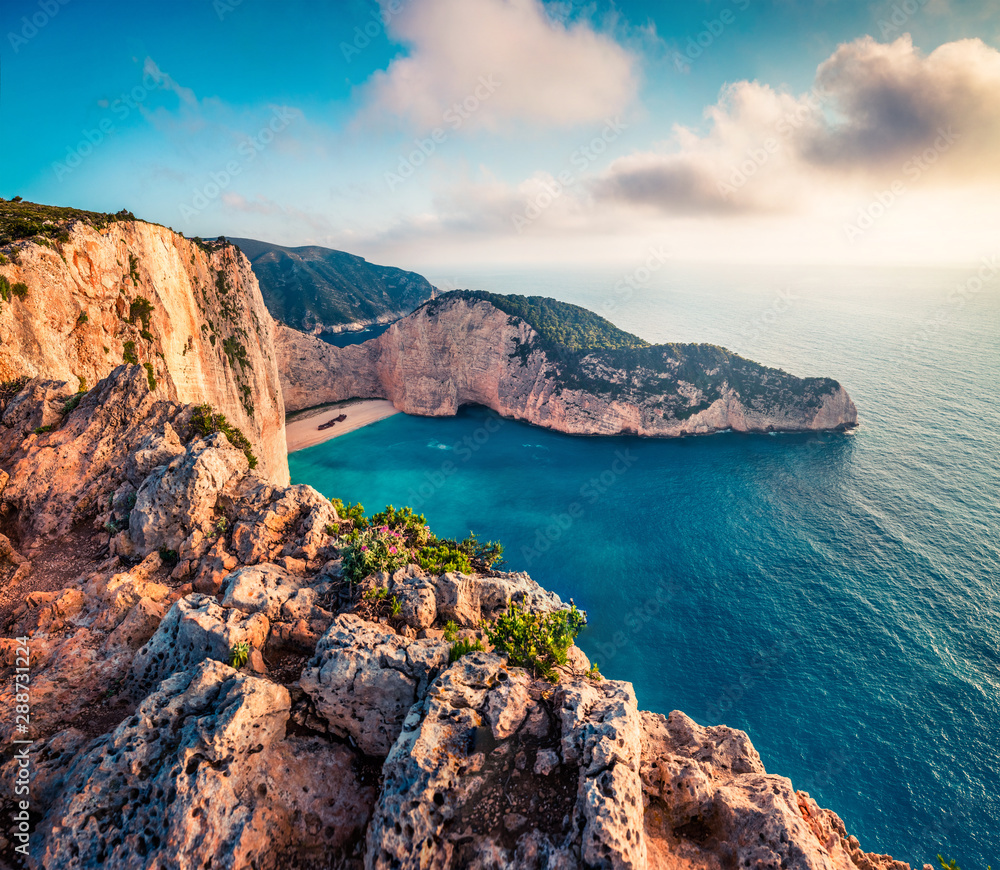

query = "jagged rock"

[
  {"left": 0, "top": 532, "right": 30, "bottom": 587},
  {"left": 0, "top": 368, "right": 184, "bottom": 542},
  {"left": 230, "top": 482, "right": 337, "bottom": 565},
  {"left": 383, "top": 565, "right": 572, "bottom": 631},
  {"left": 558, "top": 681, "right": 647, "bottom": 868},
  {"left": 96, "top": 551, "right": 172, "bottom": 627},
  {"left": 797, "top": 792, "right": 913, "bottom": 870},
  {"left": 640, "top": 710, "right": 865, "bottom": 869},
  {"left": 102, "top": 596, "right": 167, "bottom": 651},
  {"left": 366, "top": 652, "right": 646, "bottom": 870},
  {"left": 128, "top": 434, "right": 249, "bottom": 557},
  {"left": 299, "top": 613, "right": 449, "bottom": 756},
  {"left": 25, "top": 660, "right": 374, "bottom": 869},
  {"left": 130, "top": 593, "right": 269, "bottom": 695},
  {"left": 222, "top": 562, "right": 307, "bottom": 620},
  {"left": 220, "top": 562, "right": 336, "bottom": 656},
  {"left": 121, "top": 421, "right": 187, "bottom": 484}
]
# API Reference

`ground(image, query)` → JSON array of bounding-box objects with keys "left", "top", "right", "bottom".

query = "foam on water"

[{"left": 289, "top": 264, "right": 1000, "bottom": 866}]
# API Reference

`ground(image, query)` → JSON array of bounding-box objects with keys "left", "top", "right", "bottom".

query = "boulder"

[
  {"left": 366, "top": 652, "right": 646, "bottom": 870},
  {"left": 299, "top": 613, "right": 449, "bottom": 756},
  {"left": 9, "top": 659, "right": 376, "bottom": 868},
  {"left": 130, "top": 593, "right": 269, "bottom": 696},
  {"left": 128, "top": 434, "right": 249, "bottom": 558}
]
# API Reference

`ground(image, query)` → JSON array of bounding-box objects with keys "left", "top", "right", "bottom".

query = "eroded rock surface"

[
  {"left": 367, "top": 653, "right": 646, "bottom": 870},
  {"left": 24, "top": 661, "right": 374, "bottom": 870}
]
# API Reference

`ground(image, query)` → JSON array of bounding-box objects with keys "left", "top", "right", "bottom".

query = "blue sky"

[{"left": 3, "top": 0, "right": 999, "bottom": 267}]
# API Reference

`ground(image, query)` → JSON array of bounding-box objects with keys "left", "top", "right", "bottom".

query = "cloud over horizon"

[{"left": 592, "top": 35, "right": 1000, "bottom": 217}]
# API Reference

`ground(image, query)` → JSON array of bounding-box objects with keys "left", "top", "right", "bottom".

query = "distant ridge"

[{"left": 231, "top": 237, "right": 435, "bottom": 334}]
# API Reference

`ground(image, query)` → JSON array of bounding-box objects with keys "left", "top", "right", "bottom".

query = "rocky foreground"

[
  {"left": 277, "top": 293, "right": 858, "bottom": 437},
  {"left": 0, "top": 367, "right": 904, "bottom": 870}
]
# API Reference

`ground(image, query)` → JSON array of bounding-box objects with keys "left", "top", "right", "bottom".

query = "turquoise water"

[{"left": 289, "top": 264, "right": 1000, "bottom": 867}]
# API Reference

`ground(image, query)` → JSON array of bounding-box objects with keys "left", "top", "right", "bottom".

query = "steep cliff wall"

[
  {"left": 0, "top": 220, "right": 288, "bottom": 483},
  {"left": 276, "top": 294, "right": 857, "bottom": 435}
]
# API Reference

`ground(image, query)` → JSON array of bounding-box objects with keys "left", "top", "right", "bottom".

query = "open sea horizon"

[{"left": 289, "top": 263, "right": 1000, "bottom": 867}]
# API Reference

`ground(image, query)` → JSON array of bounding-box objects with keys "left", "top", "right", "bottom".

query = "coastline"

[{"left": 285, "top": 399, "right": 400, "bottom": 452}]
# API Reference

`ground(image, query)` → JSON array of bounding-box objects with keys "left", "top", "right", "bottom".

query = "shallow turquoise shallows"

[{"left": 289, "top": 263, "right": 1000, "bottom": 867}]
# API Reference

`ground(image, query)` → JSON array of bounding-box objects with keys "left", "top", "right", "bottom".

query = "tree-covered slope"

[
  {"left": 232, "top": 237, "right": 435, "bottom": 333},
  {"left": 0, "top": 196, "right": 136, "bottom": 247},
  {"left": 430, "top": 290, "right": 649, "bottom": 353}
]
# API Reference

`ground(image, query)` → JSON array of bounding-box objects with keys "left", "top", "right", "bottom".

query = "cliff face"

[
  {"left": 232, "top": 237, "right": 435, "bottom": 335},
  {"left": 0, "top": 368, "right": 905, "bottom": 870},
  {"left": 0, "top": 221, "right": 288, "bottom": 483},
  {"left": 277, "top": 295, "right": 857, "bottom": 435}
]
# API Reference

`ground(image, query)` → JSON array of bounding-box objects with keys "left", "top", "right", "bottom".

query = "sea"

[{"left": 288, "top": 262, "right": 1000, "bottom": 867}]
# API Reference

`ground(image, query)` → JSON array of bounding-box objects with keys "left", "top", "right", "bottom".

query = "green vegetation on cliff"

[
  {"left": 0, "top": 198, "right": 136, "bottom": 247},
  {"left": 431, "top": 290, "right": 649, "bottom": 354},
  {"left": 189, "top": 403, "right": 258, "bottom": 469},
  {"left": 329, "top": 500, "right": 504, "bottom": 584},
  {"left": 232, "top": 237, "right": 435, "bottom": 332}
]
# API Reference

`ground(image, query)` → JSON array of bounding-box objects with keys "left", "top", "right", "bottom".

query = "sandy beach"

[{"left": 285, "top": 399, "right": 401, "bottom": 452}]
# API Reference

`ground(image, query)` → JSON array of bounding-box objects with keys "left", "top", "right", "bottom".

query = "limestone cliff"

[
  {"left": 0, "top": 217, "right": 287, "bottom": 483},
  {"left": 277, "top": 293, "right": 857, "bottom": 435},
  {"left": 0, "top": 368, "right": 907, "bottom": 869}
]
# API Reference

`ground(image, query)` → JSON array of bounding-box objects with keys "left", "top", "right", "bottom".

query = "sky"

[{"left": 2, "top": 0, "right": 999, "bottom": 269}]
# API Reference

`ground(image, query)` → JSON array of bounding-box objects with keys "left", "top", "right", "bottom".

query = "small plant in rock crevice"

[
  {"left": 449, "top": 636, "right": 485, "bottom": 663},
  {"left": 229, "top": 641, "right": 250, "bottom": 669},
  {"left": 158, "top": 547, "right": 179, "bottom": 567},
  {"left": 189, "top": 403, "right": 257, "bottom": 469}
]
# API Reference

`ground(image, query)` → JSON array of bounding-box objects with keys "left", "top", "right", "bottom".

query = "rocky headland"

[
  {"left": 0, "top": 203, "right": 911, "bottom": 870},
  {"left": 276, "top": 291, "right": 857, "bottom": 437}
]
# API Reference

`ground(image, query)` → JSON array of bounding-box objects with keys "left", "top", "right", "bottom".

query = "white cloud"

[
  {"left": 360, "top": 0, "right": 638, "bottom": 131},
  {"left": 593, "top": 35, "right": 1000, "bottom": 217}
]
